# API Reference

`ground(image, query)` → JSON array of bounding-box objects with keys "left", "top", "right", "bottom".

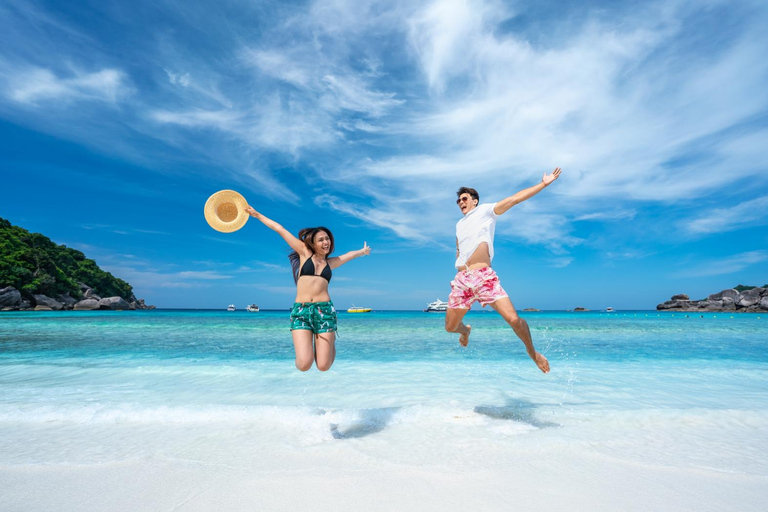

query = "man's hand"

[
  {"left": 542, "top": 167, "right": 562, "bottom": 186},
  {"left": 360, "top": 241, "right": 371, "bottom": 256}
]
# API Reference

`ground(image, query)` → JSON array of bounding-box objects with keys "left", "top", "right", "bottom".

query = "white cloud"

[
  {"left": 575, "top": 210, "right": 637, "bottom": 222},
  {"left": 176, "top": 271, "right": 233, "bottom": 280},
  {"left": 686, "top": 195, "right": 768, "bottom": 235},
  {"left": 150, "top": 108, "right": 240, "bottom": 130},
  {"left": 165, "top": 69, "right": 191, "bottom": 87},
  {"left": 7, "top": 67, "right": 130, "bottom": 104},
  {"left": 314, "top": 193, "right": 436, "bottom": 243},
  {"left": 549, "top": 257, "right": 573, "bottom": 268},
  {"left": 322, "top": 74, "right": 404, "bottom": 117},
  {"left": 244, "top": 49, "right": 313, "bottom": 87},
  {"left": 681, "top": 250, "right": 768, "bottom": 277}
]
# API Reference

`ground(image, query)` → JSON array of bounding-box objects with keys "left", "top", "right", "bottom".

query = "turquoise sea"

[{"left": 1, "top": 309, "right": 767, "bottom": 508}]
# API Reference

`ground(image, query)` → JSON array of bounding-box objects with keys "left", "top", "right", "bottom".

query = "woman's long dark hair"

[{"left": 289, "top": 227, "right": 335, "bottom": 283}]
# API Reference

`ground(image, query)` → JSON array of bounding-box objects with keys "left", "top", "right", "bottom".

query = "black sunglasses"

[{"left": 456, "top": 196, "right": 473, "bottom": 204}]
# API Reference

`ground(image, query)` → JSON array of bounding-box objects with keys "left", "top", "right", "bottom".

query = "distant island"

[
  {"left": 657, "top": 285, "right": 768, "bottom": 313},
  {"left": 0, "top": 217, "right": 153, "bottom": 311}
]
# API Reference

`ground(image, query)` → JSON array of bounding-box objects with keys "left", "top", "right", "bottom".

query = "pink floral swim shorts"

[{"left": 448, "top": 267, "right": 508, "bottom": 309}]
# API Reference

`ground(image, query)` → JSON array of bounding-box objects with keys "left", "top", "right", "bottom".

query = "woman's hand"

[
  {"left": 360, "top": 241, "right": 371, "bottom": 256},
  {"left": 244, "top": 205, "right": 259, "bottom": 217}
]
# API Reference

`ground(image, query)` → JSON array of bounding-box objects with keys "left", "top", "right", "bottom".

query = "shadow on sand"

[
  {"left": 329, "top": 407, "right": 400, "bottom": 440},
  {"left": 473, "top": 398, "right": 560, "bottom": 428}
]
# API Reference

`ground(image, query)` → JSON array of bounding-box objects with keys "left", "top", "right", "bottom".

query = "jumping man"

[{"left": 445, "top": 168, "right": 562, "bottom": 373}]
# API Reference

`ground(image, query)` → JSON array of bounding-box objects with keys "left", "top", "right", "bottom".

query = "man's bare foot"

[
  {"left": 534, "top": 351, "right": 550, "bottom": 373},
  {"left": 459, "top": 324, "right": 471, "bottom": 347}
]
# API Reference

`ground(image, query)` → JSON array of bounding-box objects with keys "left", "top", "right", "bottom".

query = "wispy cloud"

[
  {"left": 680, "top": 250, "right": 768, "bottom": 277},
  {"left": 685, "top": 195, "right": 768, "bottom": 235},
  {"left": 177, "top": 271, "right": 232, "bottom": 280},
  {"left": 6, "top": 67, "right": 130, "bottom": 105},
  {"left": 575, "top": 210, "right": 637, "bottom": 222},
  {"left": 548, "top": 257, "right": 573, "bottom": 268}
]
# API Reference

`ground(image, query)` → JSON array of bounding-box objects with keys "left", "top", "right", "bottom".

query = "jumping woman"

[{"left": 244, "top": 205, "right": 371, "bottom": 371}]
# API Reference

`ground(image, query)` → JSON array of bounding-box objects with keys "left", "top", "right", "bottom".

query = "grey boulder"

[
  {"left": 671, "top": 294, "right": 689, "bottom": 301},
  {"left": 737, "top": 289, "right": 763, "bottom": 308},
  {"left": 56, "top": 294, "right": 78, "bottom": 307},
  {"left": 0, "top": 287, "right": 22, "bottom": 307},
  {"left": 74, "top": 299, "right": 100, "bottom": 310},
  {"left": 84, "top": 288, "right": 101, "bottom": 301},
  {"left": 99, "top": 296, "right": 131, "bottom": 310},
  {"left": 32, "top": 294, "right": 64, "bottom": 310}
]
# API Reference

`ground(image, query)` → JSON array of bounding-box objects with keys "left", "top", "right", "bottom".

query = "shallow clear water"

[{"left": 1, "top": 309, "right": 767, "bottom": 476}]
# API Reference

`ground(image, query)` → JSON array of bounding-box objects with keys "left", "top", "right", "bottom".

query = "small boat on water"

[
  {"left": 347, "top": 306, "right": 372, "bottom": 313},
  {"left": 227, "top": 304, "right": 236, "bottom": 312},
  {"left": 606, "top": 307, "right": 615, "bottom": 312},
  {"left": 246, "top": 304, "right": 260, "bottom": 312},
  {"left": 424, "top": 299, "right": 448, "bottom": 312}
]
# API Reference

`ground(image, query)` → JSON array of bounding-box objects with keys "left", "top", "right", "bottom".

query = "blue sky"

[{"left": 1, "top": 0, "right": 767, "bottom": 310}]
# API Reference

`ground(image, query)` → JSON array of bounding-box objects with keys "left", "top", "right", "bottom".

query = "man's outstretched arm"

[{"left": 493, "top": 167, "right": 562, "bottom": 215}]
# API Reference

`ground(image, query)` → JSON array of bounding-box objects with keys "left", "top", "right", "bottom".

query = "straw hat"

[{"left": 204, "top": 190, "right": 249, "bottom": 233}]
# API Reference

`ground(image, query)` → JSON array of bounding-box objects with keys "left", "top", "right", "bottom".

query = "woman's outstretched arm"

[
  {"left": 245, "top": 205, "right": 308, "bottom": 256},
  {"left": 328, "top": 242, "right": 371, "bottom": 269}
]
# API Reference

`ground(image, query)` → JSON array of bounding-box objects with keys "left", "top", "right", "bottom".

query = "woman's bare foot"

[
  {"left": 533, "top": 351, "right": 550, "bottom": 373},
  {"left": 459, "top": 324, "right": 471, "bottom": 347}
]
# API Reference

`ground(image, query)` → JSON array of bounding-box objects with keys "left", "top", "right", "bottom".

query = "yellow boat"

[{"left": 347, "top": 306, "right": 372, "bottom": 313}]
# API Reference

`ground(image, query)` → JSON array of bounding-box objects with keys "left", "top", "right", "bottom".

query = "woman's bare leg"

[
  {"left": 292, "top": 329, "right": 315, "bottom": 371},
  {"left": 314, "top": 331, "right": 336, "bottom": 371}
]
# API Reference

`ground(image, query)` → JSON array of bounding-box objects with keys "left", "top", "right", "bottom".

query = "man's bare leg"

[
  {"left": 445, "top": 308, "right": 472, "bottom": 347},
  {"left": 490, "top": 297, "right": 550, "bottom": 373}
]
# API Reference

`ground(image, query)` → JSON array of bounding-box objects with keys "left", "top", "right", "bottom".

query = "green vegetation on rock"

[
  {"left": 734, "top": 284, "right": 768, "bottom": 292},
  {"left": 0, "top": 217, "right": 134, "bottom": 300}
]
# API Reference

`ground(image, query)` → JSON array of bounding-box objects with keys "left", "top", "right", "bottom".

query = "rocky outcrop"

[
  {"left": 74, "top": 299, "right": 100, "bottom": 311},
  {"left": 32, "top": 294, "right": 64, "bottom": 311},
  {"left": 84, "top": 288, "right": 101, "bottom": 301},
  {"left": 1, "top": 285, "right": 154, "bottom": 312},
  {"left": 657, "top": 288, "right": 768, "bottom": 312},
  {"left": 99, "top": 296, "right": 131, "bottom": 310},
  {"left": 0, "top": 287, "right": 21, "bottom": 308},
  {"left": 56, "top": 294, "right": 78, "bottom": 307},
  {"left": 737, "top": 288, "right": 763, "bottom": 307},
  {"left": 130, "top": 298, "right": 155, "bottom": 310}
]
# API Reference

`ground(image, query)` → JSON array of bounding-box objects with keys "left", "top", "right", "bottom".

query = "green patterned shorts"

[{"left": 290, "top": 301, "right": 337, "bottom": 334}]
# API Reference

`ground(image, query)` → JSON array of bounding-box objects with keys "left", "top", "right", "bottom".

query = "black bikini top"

[{"left": 299, "top": 257, "right": 332, "bottom": 282}]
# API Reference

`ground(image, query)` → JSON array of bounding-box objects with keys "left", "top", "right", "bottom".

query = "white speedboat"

[
  {"left": 606, "top": 307, "right": 614, "bottom": 312},
  {"left": 227, "top": 304, "right": 236, "bottom": 311},
  {"left": 246, "top": 304, "right": 260, "bottom": 312},
  {"left": 424, "top": 299, "right": 448, "bottom": 312}
]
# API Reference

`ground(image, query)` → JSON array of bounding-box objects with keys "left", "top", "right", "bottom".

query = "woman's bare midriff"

[
  {"left": 295, "top": 277, "right": 331, "bottom": 303},
  {"left": 464, "top": 242, "right": 492, "bottom": 270}
]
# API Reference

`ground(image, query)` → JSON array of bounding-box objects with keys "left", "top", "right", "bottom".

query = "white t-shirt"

[{"left": 455, "top": 202, "right": 498, "bottom": 269}]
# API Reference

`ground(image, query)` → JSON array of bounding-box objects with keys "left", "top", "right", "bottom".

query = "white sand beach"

[{"left": 2, "top": 443, "right": 766, "bottom": 512}]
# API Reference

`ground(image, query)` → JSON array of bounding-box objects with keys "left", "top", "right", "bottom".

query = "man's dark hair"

[{"left": 456, "top": 187, "right": 479, "bottom": 202}]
